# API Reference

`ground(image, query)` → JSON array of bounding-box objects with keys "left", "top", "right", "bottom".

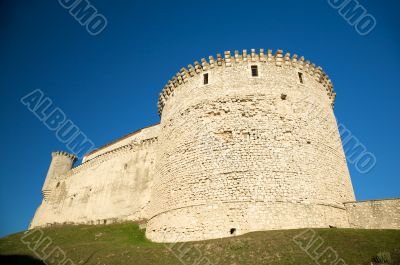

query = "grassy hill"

[{"left": 0, "top": 222, "right": 399, "bottom": 265}]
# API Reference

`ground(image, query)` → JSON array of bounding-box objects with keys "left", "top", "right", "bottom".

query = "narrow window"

[
  {"left": 298, "top": 72, "right": 304, "bottom": 84},
  {"left": 251, "top": 65, "right": 258, "bottom": 77},
  {"left": 203, "top": 73, "right": 209, "bottom": 85}
]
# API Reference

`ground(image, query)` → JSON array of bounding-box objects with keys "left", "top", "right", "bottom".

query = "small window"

[
  {"left": 230, "top": 228, "right": 236, "bottom": 235},
  {"left": 298, "top": 72, "right": 303, "bottom": 84},
  {"left": 251, "top": 65, "right": 258, "bottom": 77},
  {"left": 203, "top": 73, "right": 209, "bottom": 85}
]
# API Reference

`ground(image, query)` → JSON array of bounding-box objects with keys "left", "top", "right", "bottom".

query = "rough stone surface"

[
  {"left": 83, "top": 124, "right": 159, "bottom": 163},
  {"left": 345, "top": 199, "right": 400, "bottom": 229},
  {"left": 30, "top": 49, "right": 399, "bottom": 242},
  {"left": 146, "top": 50, "right": 354, "bottom": 242},
  {"left": 30, "top": 125, "right": 159, "bottom": 227},
  {"left": 42, "top": 152, "right": 77, "bottom": 200}
]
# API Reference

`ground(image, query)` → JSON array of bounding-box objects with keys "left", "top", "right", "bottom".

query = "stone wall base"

[
  {"left": 344, "top": 198, "right": 400, "bottom": 229},
  {"left": 146, "top": 201, "right": 349, "bottom": 242}
]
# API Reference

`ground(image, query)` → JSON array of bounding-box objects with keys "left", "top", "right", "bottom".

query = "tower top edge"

[{"left": 157, "top": 48, "right": 335, "bottom": 116}]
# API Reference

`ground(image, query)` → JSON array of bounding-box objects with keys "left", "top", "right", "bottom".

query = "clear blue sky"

[{"left": 0, "top": 0, "right": 399, "bottom": 237}]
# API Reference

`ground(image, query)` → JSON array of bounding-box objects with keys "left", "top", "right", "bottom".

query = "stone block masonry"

[
  {"left": 30, "top": 125, "right": 159, "bottom": 227},
  {"left": 147, "top": 49, "right": 354, "bottom": 242},
  {"left": 345, "top": 199, "right": 400, "bottom": 229},
  {"left": 30, "top": 48, "right": 400, "bottom": 242}
]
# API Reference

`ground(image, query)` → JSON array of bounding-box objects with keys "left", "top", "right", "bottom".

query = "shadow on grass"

[{"left": 0, "top": 254, "right": 46, "bottom": 265}]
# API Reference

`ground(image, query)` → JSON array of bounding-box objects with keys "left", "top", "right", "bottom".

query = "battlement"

[
  {"left": 31, "top": 47, "right": 399, "bottom": 240},
  {"left": 65, "top": 137, "right": 158, "bottom": 177},
  {"left": 157, "top": 48, "right": 335, "bottom": 116},
  {"left": 51, "top": 151, "right": 77, "bottom": 162}
]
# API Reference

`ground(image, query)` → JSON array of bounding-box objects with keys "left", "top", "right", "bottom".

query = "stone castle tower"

[
  {"left": 145, "top": 49, "right": 355, "bottom": 242},
  {"left": 42, "top": 152, "right": 77, "bottom": 200},
  {"left": 30, "top": 49, "right": 400, "bottom": 242}
]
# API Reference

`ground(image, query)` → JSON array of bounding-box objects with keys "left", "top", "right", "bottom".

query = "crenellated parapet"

[
  {"left": 52, "top": 151, "right": 77, "bottom": 162},
  {"left": 64, "top": 137, "right": 158, "bottom": 177},
  {"left": 42, "top": 151, "right": 77, "bottom": 200},
  {"left": 157, "top": 49, "right": 335, "bottom": 116},
  {"left": 148, "top": 48, "right": 354, "bottom": 243}
]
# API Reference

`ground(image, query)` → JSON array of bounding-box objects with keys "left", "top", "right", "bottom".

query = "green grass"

[{"left": 0, "top": 223, "right": 399, "bottom": 265}]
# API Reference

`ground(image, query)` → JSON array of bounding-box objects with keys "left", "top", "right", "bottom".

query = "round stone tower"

[
  {"left": 146, "top": 49, "right": 355, "bottom": 242},
  {"left": 42, "top": 151, "right": 77, "bottom": 200}
]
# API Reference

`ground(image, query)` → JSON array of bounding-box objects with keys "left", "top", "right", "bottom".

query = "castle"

[{"left": 30, "top": 49, "right": 400, "bottom": 242}]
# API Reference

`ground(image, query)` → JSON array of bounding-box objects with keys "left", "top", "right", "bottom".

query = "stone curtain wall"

[
  {"left": 344, "top": 199, "right": 400, "bottom": 229},
  {"left": 30, "top": 127, "right": 159, "bottom": 228},
  {"left": 146, "top": 49, "right": 356, "bottom": 242},
  {"left": 29, "top": 49, "right": 400, "bottom": 241},
  {"left": 83, "top": 124, "right": 159, "bottom": 162}
]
